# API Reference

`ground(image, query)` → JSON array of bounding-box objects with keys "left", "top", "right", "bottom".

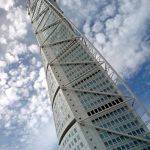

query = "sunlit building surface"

[{"left": 27, "top": 0, "right": 150, "bottom": 149}]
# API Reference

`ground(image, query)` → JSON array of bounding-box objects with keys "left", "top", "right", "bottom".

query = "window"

[
  {"left": 121, "top": 145, "right": 126, "bottom": 150},
  {"left": 74, "top": 138, "right": 77, "bottom": 143},
  {"left": 80, "top": 142, "right": 84, "bottom": 147},
  {"left": 140, "top": 128, "right": 145, "bottom": 133},
  {"left": 108, "top": 140, "right": 113, "bottom": 146},
  {"left": 125, "top": 144, "right": 130, "bottom": 149},
  {"left": 104, "top": 142, "right": 108, "bottom": 147},
  {"left": 133, "top": 141, "right": 139, "bottom": 146},
  {"left": 112, "top": 139, "right": 117, "bottom": 144},
  {"left": 116, "top": 137, "right": 121, "bottom": 142},
  {"left": 77, "top": 145, "right": 80, "bottom": 150},
  {"left": 74, "top": 128, "right": 77, "bottom": 133}
]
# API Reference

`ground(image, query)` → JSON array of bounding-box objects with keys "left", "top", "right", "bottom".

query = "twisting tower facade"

[{"left": 27, "top": 0, "right": 150, "bottom": 149}]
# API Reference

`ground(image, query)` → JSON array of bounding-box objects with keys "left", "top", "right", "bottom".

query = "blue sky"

[{"left": 0, "top": 0, "right": 150, "bottom": 149}]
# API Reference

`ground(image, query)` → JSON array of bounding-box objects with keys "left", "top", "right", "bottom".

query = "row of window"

[
  {"left": 51, "top": 39, "right": 74, "bottom": 56},
  {"left": 49, "top": 40, "right": 78, "bottom": 64},
  {"left": 77, "top": 92, "right": 117, "bottom": 112},
  {"left": 46, "top": 69, "right": 58, "bottom": 100},
  {"left": 44, "top": 12, "right": 58, "bottom": 29},
  {"left": 87, "top": 97, "right": 123, "bottom": 116},
  {"left": 44, "top": 39, "right": 79, "bottom": 65},
  {"left": 61, "top": 127, "right": 84, "bottom": 150},
  {"left": 94, "top": 116, "right": 140, "bottom": 132},
  {"left": 92, "top": 106, "right": 128, "bottom": 123},
  {"left": 128, "top": 128, "right": 145, "bottom": 136},
  {"left": 49, "top": 23, "right": 73, "bottom": 45},
  {"left": 58, "top": 40, "right": 80, "bottom": 61},
  {"left": 104, "top": 136, "right": 144, "bottom": 148},
  {"left": 111, "top": 141, "right": 150, "bottom": 150},
  {"left": 71, "top": 68, "right": 118, "bottom": 102},
  {"left": 80, "top": 69, "right": 106, "bottom": 82},
  {"left": 72, "top": 69, "right": 103, "bottom": 87},
  {"left": 53, "top": 93, "right": 72, "bottom": 137},
  {"left": 42, "top": 22, "right": 60, "bottom": 43},
  {"left": 112, "top": 143, "right": 150, "bottom": 150},
  {"left": 44, "top": 37, "right": 76, "bottom": 67},
  {"left": 63, "top": 63, "right": 97, "bottom": 82},
  {"left": 91, "top": 105, "right": 147, "bottom": 138},
  {"left": 93, "top": 107, "right": 130, "bottom": 123},
  {"left": 100, "top": 131, "right": 148, "bottom": 150},
  {"left": 59, "top": 44, "right": 92, "bottom": 63},
  {"left": 93, "top": 108, "right": 137, "bottom": 127}
]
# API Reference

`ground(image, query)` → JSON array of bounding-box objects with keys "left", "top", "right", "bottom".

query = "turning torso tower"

[{"left": 27, "top": 0, "right": 150, "bottom": 149}]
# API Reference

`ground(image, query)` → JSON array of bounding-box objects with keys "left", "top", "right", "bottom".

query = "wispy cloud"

[{"left": 0, "top": 0, "right": 14, "bottom": 11}]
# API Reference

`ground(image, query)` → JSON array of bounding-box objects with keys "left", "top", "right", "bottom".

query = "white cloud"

[
  {"left": 6, "top": 6, "right": 29, "bottom": 39},
  {"left": 2, "top": 41, "right": 28, "bottom": 64},
  {"left": 92, "top": 21, "right": 104, "bottom": 33},
  {"left": 1, "top": 24, "right": 7, "bottom": 31},
  {"left": 0, "top": 92, "right": 10, "bottom": 106},
  {"left": 28, "top": 44, "right": 40, "bottom": 54},
  {"left": 0, "top": 0, "right": 14, "bottom": 11},
  {"left": 27, "top": 120, "right": 58, "bottom": 150},
  {"left": 0, "top": 36, "right": 7, "bottom": 44},
  {"left": 100, "top": 0, "right": 150, "bottom": 77},
  {"left": 0, "top": 60, "right": 6, "bottom": 68},
  {"left": 5, "top": 87, "right": 20, "bottom": 102},
  {"left": 29, "top": 70, "right": 37, "bottom": 81},
  {"left": 0, "top": 71, "right": 8, "bottom": 86},
  {"left": 96, "top": 33, "right": 106, "bottom": 45},
  {"left": 10, "top": 41, "right": 27, "bottom": 55},
  {"left": 83, "top": 21, "right": 91, "bottom": 34},
  {"left": 5, "top": 52, "right": 19, "bottom": 64}
]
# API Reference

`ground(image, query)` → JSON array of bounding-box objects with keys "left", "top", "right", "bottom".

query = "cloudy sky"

[{"left": 0, "top": 0, "right": 150, "bottom": 149}]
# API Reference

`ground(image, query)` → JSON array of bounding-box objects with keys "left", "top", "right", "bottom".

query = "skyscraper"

[{"left": 27, "top": 0, "right": 150, "bottom": 149}]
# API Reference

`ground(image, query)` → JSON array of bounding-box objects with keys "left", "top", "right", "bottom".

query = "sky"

[{"left": 0, "top": 0, "right": 150, "bottom": 149}]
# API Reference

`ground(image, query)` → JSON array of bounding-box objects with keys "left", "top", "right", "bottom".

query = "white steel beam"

[
  {"left": 32, "top": 6, "right": 49, "bottom": 23},
  {"left": 41, "top": 36, "right": 80, "bottom": 48},
  {"left": 36, "top": 18, "right": 63, "bottom": 34},
  {"left": 79, "top": 122, "right": 150, "bottom": 144},
  {"left": 61, "top": 87, "right": 130, "bottom": 98},
  {"left": 35, "top": 9, "right": 52, "bottom": 33},
  {"left": 31, "top": 0, "right": 40, "bottom": 20},
  {"left": 41, "top": 22, "right": 61, "bottom": 45},
  {"left": 45, "top": 40, "right": 77, "bottom": 75}
]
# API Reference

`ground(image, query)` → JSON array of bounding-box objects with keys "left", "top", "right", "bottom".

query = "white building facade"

[{"left": 27, "top": 0, "right": 150, "bottom": 149}]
